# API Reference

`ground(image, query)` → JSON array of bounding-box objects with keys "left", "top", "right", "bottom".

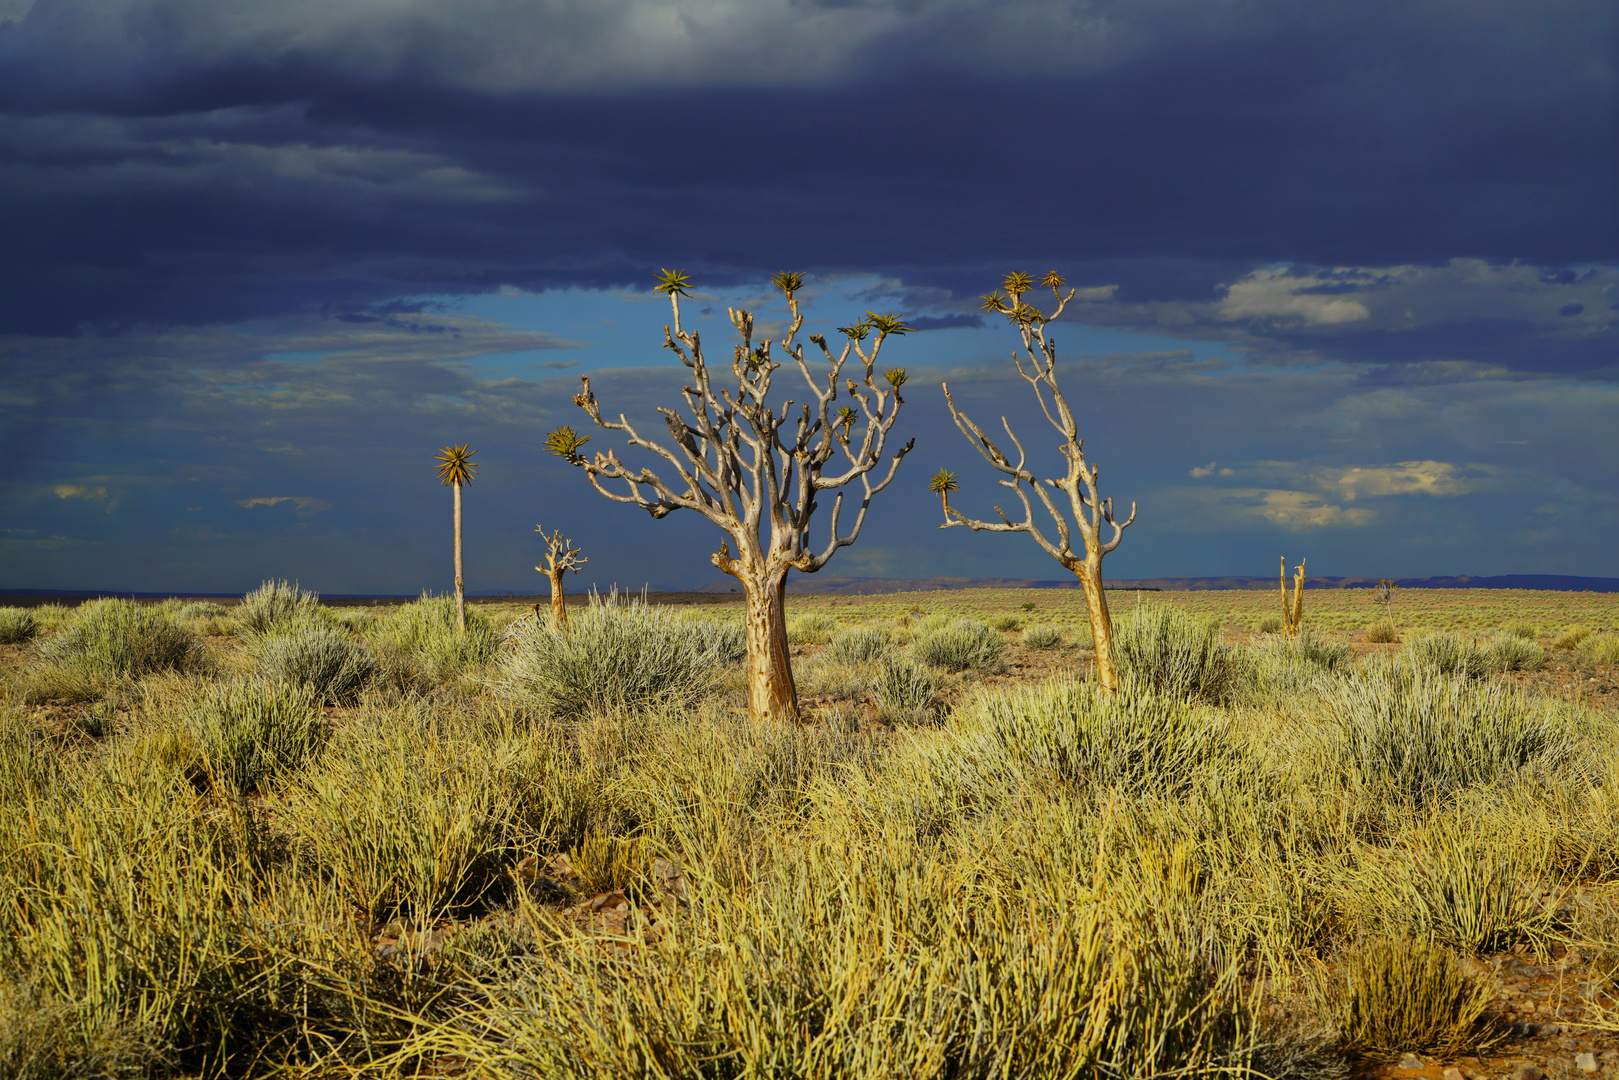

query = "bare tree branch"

[
  {"left": 938, "top": 271, "right": 1138, "bottom": 692},
  {"left": 548, "top": 271, "right": 915, "bottom": 720}
]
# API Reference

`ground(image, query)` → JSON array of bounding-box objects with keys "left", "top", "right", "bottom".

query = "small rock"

[
  {"left": 1575, "top": 1054, "right": 1597, "bottom": 1075},
  {"left": 1399, "top": 1054, "right": 1424, "bottom": 1071},
  {"left": 1445, "top": 1068, "right": 1466, "bottom": 1080},
  {"left": 1512, "top": 1066, "right": 1544, "bottom": 1080}
]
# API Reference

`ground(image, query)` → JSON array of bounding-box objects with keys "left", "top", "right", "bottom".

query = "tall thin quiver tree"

[
  {"left": 551, "top": 269, "right": 913, "bottom": 722},
  {"left": 939, "top": 272, "right": 1136, "bottom": 693},
  {"left": 434, "top": 444, "right": 478, "bottom": 633}
]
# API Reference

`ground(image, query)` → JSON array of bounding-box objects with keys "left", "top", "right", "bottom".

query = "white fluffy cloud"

[
  {"left": 1067, "top": 258, "right": 1619, "bottom": 347},
  {"left": 1218, "top": 268, "right": 1371, "bottom": 325},
  {"left": 1176, "top": 458, "right": 1501, "bottom": 531},
  {"left": 236, "top": 495, "right": 331, "bottom": 512}
]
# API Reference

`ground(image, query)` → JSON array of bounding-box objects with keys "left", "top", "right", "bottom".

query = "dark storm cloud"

[
  {"left": 3, "top": 0, "right": 1616, "bottom": 590},
  {"left": 0, "top": 0, "right": 1611, "bottom": 343}
]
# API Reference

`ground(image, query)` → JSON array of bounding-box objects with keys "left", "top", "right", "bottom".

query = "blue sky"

[{"left": 1, "top": 0, "right": 1614, "bottom": 594}]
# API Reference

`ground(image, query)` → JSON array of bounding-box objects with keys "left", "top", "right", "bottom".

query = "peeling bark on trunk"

[
  {"left": 741, "top": 569, "right": 798, "bottom": 723},
  {"left": 453, "top": 482, "right": 466, "bottom": 634},
  {"left": 1074, "top": 558, "right": 1119, "bottom": 693},
  {"left": 548, "top": 569, "right": 568, "bottom": 629}
]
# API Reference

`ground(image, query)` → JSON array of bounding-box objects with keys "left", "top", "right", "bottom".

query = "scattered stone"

[
  {"left": 1512, "top": 1066, "right": 1544, "bottom": 1080},
  {"left": 1445, "top": 1068, "right": 1466, "bottom": 1080},
  {"left": 1575, "top": 1054, "right": 1597, "bottom": 1075},
  {"left": 1399, "top": 1054, "right": 1424, "bottom": 1071}
]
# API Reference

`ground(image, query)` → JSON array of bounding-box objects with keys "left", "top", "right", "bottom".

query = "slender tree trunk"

[
  {"left": 741, "top": 567, "right": 799, "bottom": 722},
  {"left": 548, "top": 568, "right": 568, "bottom": 629},
  {"left": 1074, "top": 556, "right": 1119, "bottom": 694},
  {"left": 453, "top": 481, "right": 466, "bottom": 633}
]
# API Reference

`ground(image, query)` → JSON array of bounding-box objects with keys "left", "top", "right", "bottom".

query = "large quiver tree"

[
  {"left": 552, "top": 270, "right": 913, "bottom": 722},
  {"left": 939, "top": 272, "right": 1136, "bottom": 693}
]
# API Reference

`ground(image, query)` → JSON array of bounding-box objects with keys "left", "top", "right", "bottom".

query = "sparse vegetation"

[
  {"left": 1365, "top": 619, "right": 1399, "bottom": 643},
  {"left": 1554, "top": 625, "right": 1592, "bottom": 650},
  {"left": 372, "top": 592, "right": 498, "bottom": 681},
  {"left": 1114, "top": 603, "right": 1245, "bottom": 705},
  {"left": 253, "top": 622, "right": 377, "bottom": 704},
  {"left": 1408, "top": 632, "right": 1489, "bottom": 679},
  {"left": 171, "top": 680, "right": 328, "bottom": 797},
  {"left": 237, "top": 579, "right": 326, "bottom": 636},
  {"left": 1577, "top": 632, "right": 1619, "bottom": 666},
  {"left": 1324, "top": 658, "right": 1579, "bottom": 809},
  {"left": 1022, "top": 623, "right": 1063, "bottom": 649},
  {"left": 35, "top": 597, "right": 205, "bottom": 688},
  {"left": 787, "top": 612, "right": 837, "bottom": 645},
  {"left": 0, "top": 607, "right": 37, "bottom": 644},
  {"left": 873, "top": 653, "right": 937, "bottom": 723},
  {"left": 821, "top": 625, "right": 893, "bottom": 665},
  {"left": 1484, "top": 633, "right": 1547, "bottom": 672},
  {"left": 1, "top": 584, "right": 1617, "bottom": 1079},
  {"left": 911, "top": 617, "right": 1006, "bottom": 673},
  {"left": 1333, "top": 936, "right": 1501, "bottom": 1057},
  {"left": 500, "top": 592, "right": 726, "bottom": 720}
]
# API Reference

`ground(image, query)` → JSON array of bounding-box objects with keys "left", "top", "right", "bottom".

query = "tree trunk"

[
  {"left": 741, "top": 568, "right": 799, "bottom": 722},
  {"left": 453, "top": 482, "right": 466, "bottom": 634},
  {"left": 1074, "top": 556, "right": 1120, "bottom": 694},
  {"left": 548, "top": 568, "right": 568, "bottom": 629}
]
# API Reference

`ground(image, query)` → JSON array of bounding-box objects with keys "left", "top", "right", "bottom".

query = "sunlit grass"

[{"left": 1, "top": 585, "right": 1616, "bottom": 1076}]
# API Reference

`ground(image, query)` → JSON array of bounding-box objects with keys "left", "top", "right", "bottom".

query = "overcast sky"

[{"left": 2, "top": 0, "right": 1615, "bottom": 595}]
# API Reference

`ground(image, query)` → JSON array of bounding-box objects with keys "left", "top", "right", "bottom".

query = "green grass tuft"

[
  {"left": 874, "top": 653, "right": 938, "bottom": 723},
  {"left": 252, "top": 623, "right": 377, "bottom": 704},
  {"left": 1325, "top": 660, "right": 1580, "bottom": 810},
  {"left": 372, "top": 592, "right": 499, "bottom": 680},
  {"left": 1022, "top": 623, "right": 1063, "bottom": 649},
  {"left": 1407, "top": 632, "right": 1489, "bottom": 679},
  {"left": 178, "top": 680, "right": 327, "bottom": 797},
  {"left": 0, "top": 607, "right": 38, "bottom": 645},
  {"left": 911, "top": 618, "right": 1005, "bottom": 673},
  {"left": 1333, "top": 935, "right": 1501, "bottom": 1057},
  {"left": 1114, "top": 604, "right": 1246, "bottom": 704},
  {"left": 1577, "top": 632, "right": 1619, "bottom": 666},
  {"left": 500, "top": 592, "right": 724, "bottom": 720},
  {"left": 822, "top": 626, "right": 893, "bottom": 665},
  {"left": 35, "top": 598, "right": 205, "bottom": 682},
  {"left": 236, "top": 579, "right": 327, "bottom": 637}
]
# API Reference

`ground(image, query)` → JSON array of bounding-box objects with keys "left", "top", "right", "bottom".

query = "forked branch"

[
  {"left": 553, "top": 270, "right": 914, "bottom": 577},
  {"left": 938, "top": 271, "right": 1137, "bottom": 693}
]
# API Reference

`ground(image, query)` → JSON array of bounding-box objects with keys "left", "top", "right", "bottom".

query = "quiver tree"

[
  {"left": 1281, "top": 556, "right": 1306, "bottom": 637},
  {"left": 551, "top": 269, "right": 913, "bottom": 722},
  {"left": 535, "top": 524, "right": 586, "bottom": 629},
  {"left": 939, "top": 272, "right": 1136, "bottom": 693},
  {"left": 434, "top": 443, "right": 478, "bottom": 633}
]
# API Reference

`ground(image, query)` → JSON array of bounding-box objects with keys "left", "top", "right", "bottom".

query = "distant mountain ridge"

[
  {"left": 6, "top": 572, "right": 1617, "bottom": 603},
  {"left": 741, "top": 572, "right": 1619, "bottom": 595}
]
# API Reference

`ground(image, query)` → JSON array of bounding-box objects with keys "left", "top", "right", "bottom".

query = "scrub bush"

[
  {"left": 501, "top": 593, "right": 722, "bottom": 720},
  {"left": 912, "top": 619, "right": 1005, "bottom": 673},
  {"left": 254, "top": 625, "right": 377, "bottom": 705}
]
